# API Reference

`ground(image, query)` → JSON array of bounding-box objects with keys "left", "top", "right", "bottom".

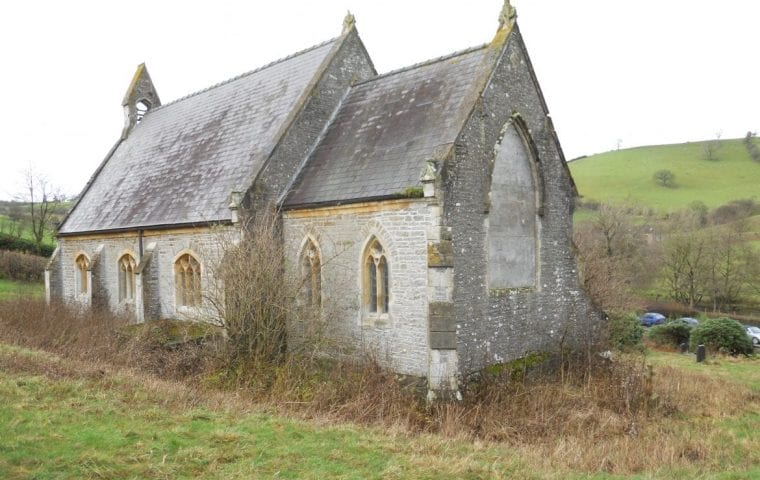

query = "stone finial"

[
  {"left": 498, "top": 0, "right": 517, "bottom": 30},
  {"left": 420, "top": 159, "right": 438, "bottom": 183},
  {"left": 228, "top": 191, "right": 243, "bottom": 224},
  {"left": 420, "top": 159, "right": 439, "bottom": 198},
  {"left": 342, "top": 10, "right": 356, "bottom": 34}
]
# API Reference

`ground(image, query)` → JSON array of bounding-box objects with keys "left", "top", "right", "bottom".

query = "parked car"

[
  {"left": 746, "top": 325, "right": 760, "bottom": 347},
  {"left": 676, "top": 317, "right": 699, "bottom": 327},
  {"left": 639, "top": 312, "right": 666, "bottom": 327}
]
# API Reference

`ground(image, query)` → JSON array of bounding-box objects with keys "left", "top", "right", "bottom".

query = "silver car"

[{"left": 746, "top": 326, "right": 760, "bottom": 347}]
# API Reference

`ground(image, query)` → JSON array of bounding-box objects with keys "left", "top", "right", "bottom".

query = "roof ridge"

[
  {"left": 354, "top": 43, "right": 488, "bottom": 87},
  {"left": 153, "top": 37, "right": 339, "bottom": 111}
]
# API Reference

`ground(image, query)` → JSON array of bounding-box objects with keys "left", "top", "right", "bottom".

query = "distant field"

[
  {"left": 570, "top": 138, "right": 760, "bottom": 212},
  {"left": 0, "top": 214, "right": 56, "bottom": 247},
  {"left": 0, "top": 279, "right": 44, "bottom": 300},
  {"left": 0, "top": 199, "right": 72, "bottom": 249}
]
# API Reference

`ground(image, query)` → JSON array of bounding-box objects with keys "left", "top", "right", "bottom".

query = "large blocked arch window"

[
  {"left": 487, "top": 120, "right": 541, "bottom": 289},
  {"left": 363, "top": 237, "right": 389, "bottom": 314},
  {"left": 118, "top": 253, "right": 137, "bottom": 302},
  {"left": 175, "top": 253, "right": 201, "bottom": 307},
  {"left": 301, "top": 238, "right": 322, "bottom": 307},
  {"left": 75, "top": 254, "right": 90, "bottom": 295}
]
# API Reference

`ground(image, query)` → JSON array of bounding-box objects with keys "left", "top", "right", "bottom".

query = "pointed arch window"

[
  {"left": 75, "top": 254, "right": 89, "bottom": 295},
  {"left": 118, "top": 254, "right": 137, "bottom": 302},
  {"left": 364, "top": 239, "right": 389, "bottom": 314},
  {"left": 301, "top": 240, "right": 321, "bottom": 307},
  {"left": 487, "top": 121, "right": 540, "bottom": 289},
  {"left": 175, "top": 253, "right": 201, "bottom": 307}
]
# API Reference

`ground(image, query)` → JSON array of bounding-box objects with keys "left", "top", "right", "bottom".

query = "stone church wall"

[
  {"left": 51, "top": 226, "right": 235, "bottom": 321},
  {"left": 442, "top": 29, "right": 603, "bottom": 375},
  {"left": 283, "top": 199, "right": 436, "bottom": 377},
  {"left": 251, "top": 29, "right": 375, "bottom": 209}
]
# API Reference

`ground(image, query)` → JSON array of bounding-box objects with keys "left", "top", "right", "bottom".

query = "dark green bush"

[
  {"left": 689, "top": 317, "right": 753, "bottom": 356},
  {"left": 648, "top": 321, "right": 692, "bottom": 347},
  {"left": 608, "top": 313, "right": 644, "bottom": 350},
  {"left": 0, "top": 233, "right": 54, "bottom": 257}
]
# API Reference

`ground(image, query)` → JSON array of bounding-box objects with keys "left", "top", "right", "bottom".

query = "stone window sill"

[
  {"left": 176, "top": 305, "right": 204, "bottom": 319},
  {"left": 362, "top": 312, "right": 391, "bottom": 328}
]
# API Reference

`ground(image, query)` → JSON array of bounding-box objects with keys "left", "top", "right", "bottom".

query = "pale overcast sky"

[{"left": 0, "top": 0, "right": 757, "bottom": 200}]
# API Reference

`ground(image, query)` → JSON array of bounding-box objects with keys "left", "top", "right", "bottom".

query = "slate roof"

[
  {"left": 283, "top": 45, "right": 489, "bottom": 208},
  {"left": 59, "top": 39, "right": 338, "bottom": 234}
]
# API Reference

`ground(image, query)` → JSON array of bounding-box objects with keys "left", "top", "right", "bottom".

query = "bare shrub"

[
  {"left": 203, "top": 208, "right": 292, "bottom": 373},
  {"left": 0, "top": 298, "right": 215, "bottom": 380},
  {"left": 708, "top": 198, "right": 758, "bottom": 225},
  {"left": 0, "top": 249, "right": 46, "bottom": 282},
  {"left": 2, "top": 295, "right": 758, "bottom": 475}
]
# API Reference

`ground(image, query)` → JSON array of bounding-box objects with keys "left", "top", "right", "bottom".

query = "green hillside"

[{"left": 569, "top": 138, "right": 760, "bottom": 211}]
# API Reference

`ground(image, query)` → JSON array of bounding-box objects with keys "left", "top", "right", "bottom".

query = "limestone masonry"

[{"left": 47, "top": 2, "right": 602, "bottom": 395}]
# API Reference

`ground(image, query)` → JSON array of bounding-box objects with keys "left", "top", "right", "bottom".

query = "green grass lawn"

[
  {"left": 570, "top": 138, "right": 760, "bottom": 212},
  {"left": 0, "top": 344, "right": 758, "bottom": 479},
  {"left": 0, "top": 279, "right": 44, "bottom": 300},
  {"left": 645, "top": 349, "right": 760, "bottom": 392}
]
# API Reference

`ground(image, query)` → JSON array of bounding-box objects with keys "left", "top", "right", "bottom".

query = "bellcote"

[{"left": 121, "top": 63, "right": 161, "bottom": 138}]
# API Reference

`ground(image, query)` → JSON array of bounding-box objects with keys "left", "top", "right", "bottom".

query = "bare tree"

[
  {"left": 659, "top": 212, "right": 759, "bottom": 311},
  {"left": 702, "top": 221, "right": 759, "bottom": 312},
  {"left": 573, "top": 204, "right": 655, "bottom": 313},
  {"left": 702, "top": 131, "right": 722, "bottom": 162},
  {"left": 661, "top": 231, "right": 706, "bottom": 308},
  {"left": 17, "top": 165, "right": 62, "bottom": 248}
]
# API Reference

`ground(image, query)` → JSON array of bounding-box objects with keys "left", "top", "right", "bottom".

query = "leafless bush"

[
  {"left": 708, "top": 198, "right": 759, "bottom": 225},
  {"left": 0, "top": 249, "right": 46, "bottom": 282},
  {"left": 203, "top": 208, "right": 295, "bottom": 375},
  {"left": 0, "top": 298, "right": 214, "bottom": 379},
  {"left": 4, "top": 294, "right": 758, "bottom": 474}
]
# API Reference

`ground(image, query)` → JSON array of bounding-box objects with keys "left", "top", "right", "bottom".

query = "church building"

[{"left": 47, "top": 3, "right": 602, "bottom": 393}]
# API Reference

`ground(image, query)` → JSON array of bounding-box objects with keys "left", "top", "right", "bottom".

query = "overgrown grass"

[
  {"left": 0, "top": 279, "right": 43, "bottom": 300},
  {"left": 570, "top": 138, "right": 760, "bottom": 212},
  {"left": 0, "top": 299, "right": 759, "bottom": 478},
  {"left": 0, "top": 345, "right": 521, "bottom": 479}
]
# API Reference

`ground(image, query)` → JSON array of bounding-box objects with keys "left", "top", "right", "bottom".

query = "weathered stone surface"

[
  {"left": 427, "top": 241, "right": 454, "bottom": 267},
  {"left": 52, "top": 227, "right": 234, "bottom": 320},
  {"left": 441, "top": 28, "right": 602, "bottom": 375},
  {"left": 429, "top": 302, "right": 455, "bottom": 332},
  {"left": 48, "top": 14, "right": 601, "bottom": 394},
  {"left": 283, "top": 199, "right": 434, "bottom": 377},
  {"left": 430, "top": 332, "right": 457, "bottom": 350}
]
